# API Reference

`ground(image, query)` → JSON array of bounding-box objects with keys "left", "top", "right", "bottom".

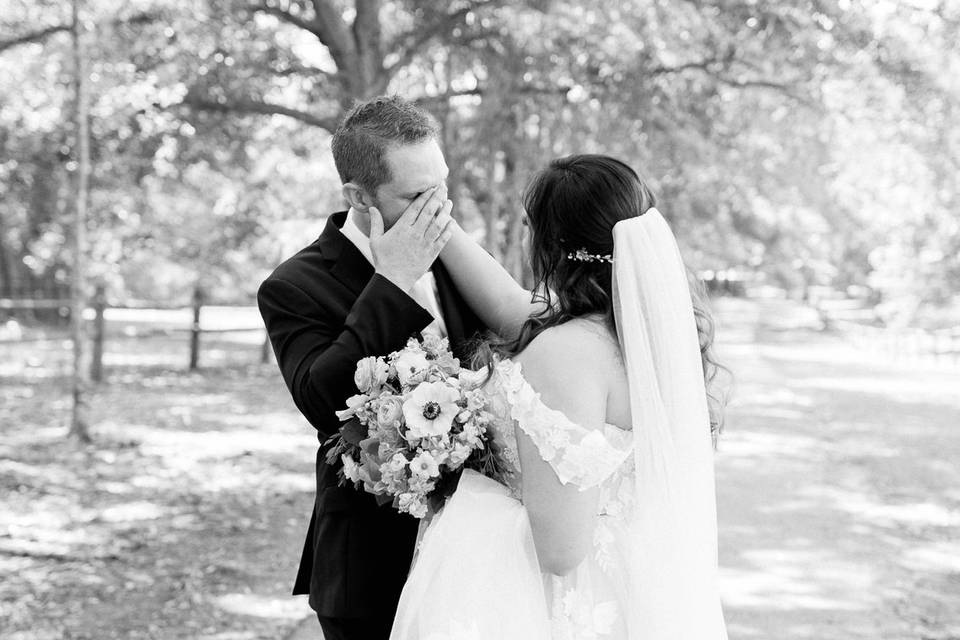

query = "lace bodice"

[{"left": 483, "top": 359, "right": 634, "bottom": 513}]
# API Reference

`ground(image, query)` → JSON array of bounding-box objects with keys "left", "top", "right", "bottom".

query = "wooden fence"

[{"left": 0, "top": 285, "right": 271, "bottom": 379}]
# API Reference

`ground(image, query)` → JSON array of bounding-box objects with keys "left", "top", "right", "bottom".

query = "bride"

[{"left": 390, "top": 154, "right": 728, "bottom": 639}]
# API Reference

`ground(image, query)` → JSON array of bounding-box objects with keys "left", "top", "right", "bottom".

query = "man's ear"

[{"left": 342, "top": 183, "right": 373, "bottom": 212}]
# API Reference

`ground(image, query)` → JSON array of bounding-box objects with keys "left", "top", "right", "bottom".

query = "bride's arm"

[
  {"left": 514, "top": 326, "right": 607, "bottom": 576},
  {"left": 439, "top": 220, "right": 542, "bottom": 339}
]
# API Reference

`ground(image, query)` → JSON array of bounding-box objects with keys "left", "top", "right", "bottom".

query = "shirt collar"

[{"left": 340, "top": 208, "right": 373, "bottom": 264}]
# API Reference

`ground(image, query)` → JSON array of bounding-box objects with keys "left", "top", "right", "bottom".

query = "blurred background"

[{"left": 1, "top": 1, "right": 957, "bottom": 639}]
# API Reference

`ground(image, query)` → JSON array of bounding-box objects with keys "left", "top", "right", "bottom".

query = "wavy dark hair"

[{"left": 476, "top": 154, "right": 727, "bottom": 441}]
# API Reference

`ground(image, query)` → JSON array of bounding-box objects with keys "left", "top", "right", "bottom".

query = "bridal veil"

[{"left": 612, "top": 208, "right": 728, "bottom": 639}]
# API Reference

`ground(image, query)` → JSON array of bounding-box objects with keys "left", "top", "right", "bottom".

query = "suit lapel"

[{"left": 318, "top": 211, "right": 375, "bottom": 297}]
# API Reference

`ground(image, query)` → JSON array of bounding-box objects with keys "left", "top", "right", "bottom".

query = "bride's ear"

[{"left": 342, "top": 182, "right": 373, "bottom": 212}]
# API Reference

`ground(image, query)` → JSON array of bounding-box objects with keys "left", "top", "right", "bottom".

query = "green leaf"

[{"left": 341, "top": 418, "right": 368, "bottom": 446}]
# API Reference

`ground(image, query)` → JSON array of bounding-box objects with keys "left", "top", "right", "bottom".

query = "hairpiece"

[{"left": 567, "top": 248, "right": 613, "bottom": 264}]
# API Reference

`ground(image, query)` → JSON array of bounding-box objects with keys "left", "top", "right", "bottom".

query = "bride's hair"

[{"left": 475, "top": 154, "right": 727, "bottom": 440}]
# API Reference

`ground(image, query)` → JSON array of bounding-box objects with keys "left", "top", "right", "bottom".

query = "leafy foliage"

[{"left": 1, "top": 0, "right": 957, "bottom": 321}]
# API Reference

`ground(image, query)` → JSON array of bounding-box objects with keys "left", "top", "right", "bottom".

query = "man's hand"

[{"left": 369, "top": 186, "right": 454, "bottom": 292}]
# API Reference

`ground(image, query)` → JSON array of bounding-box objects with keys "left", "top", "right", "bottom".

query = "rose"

[
  {"left": 354, "top": 356, "right": 390, "bottom": 394},
  {"left": 434, "top": 352, "right": 461, "bottom": 376},
  {"left": 376, "top": 396, "right": 404, "bottom": 429},
  {"left": 446, "top": 442, "right": 473, "bottom": 467}
]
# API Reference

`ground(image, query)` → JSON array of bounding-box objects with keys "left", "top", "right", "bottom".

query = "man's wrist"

[{"left": 375, "top": 269, "right": 416, "bottom": 293}]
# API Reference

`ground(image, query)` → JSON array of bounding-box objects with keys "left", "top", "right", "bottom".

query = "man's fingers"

[
  {"left": 406, "top": 186, "right": 441, "bottom": 226},
  {"left": 425, "top": 200, "right": 454, "bottom": 239},
  {"left": 412, "top": 186, "right": 448, "bottom": 228},
  {"left": 432, "top": 216, "right": 456, "bottom": 244},
  {"left": 434, "top": 224, "right": 454, "bottom": 248}
]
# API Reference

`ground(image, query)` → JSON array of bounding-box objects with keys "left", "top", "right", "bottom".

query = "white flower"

[
  {"left": 341, "top": 454, "right": 361, "bottom": 483},
  {"left": 409, "top": 500, "right": 428, "bottom": 519},
  {"left": 458, "top": 368, "right": 487, "bottom": 391},
  {"left": 403, "top": 381, "right": 460, "bottom": 440},
  {"left": 395, "top": 349, "right": 431, "bottom": 386},
  {"left": 409, "top": 450, "right": 441, "bottom": 479},
  {"left": 335, "top": 393, "right": 369, "bottom": 421},
  {"left": 354, "top": 356, "right": 390, "bottom": 393},
  {"left": 386, "top": 452, "right": 408, "bottom": 474},
  {"left": 376, "top": 396, "right": 404, "bottom": 429},
  {"left": 458, "top": 421, "right": 483, "bottom": 447},
  {"left": 447, "top": 442, "right": 473, "bottom": 467},
  {"left": 465, "top": 389, "right": 487, "bottom": 411},
  {"left": 397, "top": 491, "right": 428, "bottom": 518}
]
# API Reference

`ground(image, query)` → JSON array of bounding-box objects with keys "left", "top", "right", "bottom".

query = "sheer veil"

[{"left": 612, "top": 209, "right": 728, "bottom": 638}]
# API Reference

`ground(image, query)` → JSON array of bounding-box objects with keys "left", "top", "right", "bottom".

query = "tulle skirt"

[{"left": 390, "top": 470, "right": 552, "bottom": 640}]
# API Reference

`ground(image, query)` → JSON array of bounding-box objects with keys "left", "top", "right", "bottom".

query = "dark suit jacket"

[{"left": 257, "top": 211, "right": 485, "bottom": 619}]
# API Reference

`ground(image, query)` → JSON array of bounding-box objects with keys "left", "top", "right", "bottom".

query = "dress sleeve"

[{"left": 497, "top": 360, "right": 633, "bottom": 489}]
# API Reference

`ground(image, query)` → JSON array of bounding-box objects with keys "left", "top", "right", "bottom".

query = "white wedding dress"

[
  {"left": 390, "top": 210, "right": 728, "bottom": 640},
  {"left": 391, "top": 358, "right": 636, "bottom": 640}
]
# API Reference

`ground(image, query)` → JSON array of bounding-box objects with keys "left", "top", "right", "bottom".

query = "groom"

[{"left": 257, "top": 95, "right": 485, "bottom": 640}]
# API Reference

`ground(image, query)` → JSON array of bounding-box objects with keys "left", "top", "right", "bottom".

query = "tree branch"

[
  {"left": 250, "top": 3, "right": 320, "bottom": 36},
  {"left": 180, "top": 93, "right": 339, "bottom": 131},
  {"left": 0, "top": 11, "right": 162, "bottom": 55},
  {"left": 387, "top": 0, "right": 497, "bottom": 72},
  {"left": 648, "top": 55, "right": 817, "bottom": 108},
  {"left": 0, "top": 24, "right": 71, "bottom": 53},
  {"left": 649, "top": 57, "right": 724, "bottom": 75},
  {"left": 309, "top": 0, "right": 358, "bottom": 70}
]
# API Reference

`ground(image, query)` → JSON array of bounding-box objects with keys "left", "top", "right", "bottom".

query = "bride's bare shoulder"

[
  {"left": 514, "top": 318, "right": 621, "bottom": 408},
  {"left": 517, "top": 318, "right": 619, "bottom": 365}
]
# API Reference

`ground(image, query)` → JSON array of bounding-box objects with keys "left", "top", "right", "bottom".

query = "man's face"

[{"left": 371, "top": 138, "right": 449, "bottom": 230}]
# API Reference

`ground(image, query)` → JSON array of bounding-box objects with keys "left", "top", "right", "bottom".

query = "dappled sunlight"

[
  {"left": 212, "top": 592, "right": 312, "bottom": 620},
  {"left": 900, "top": 541, "right": 960, "bottom": 574},
  {"left": 732, "top": 387, "right": 815, "bottom": 410},
  {"left": 102, "top": 422, "right": 310, "bottom": 462},
  {"left": 809, "top": 484, "right": 960, "bottom": 529},
  {"left": 796, "top": 374, "right": 960, "bottom": 408},
  {"left": 721, "top": 547, "right": 876, "bottom": 610}
]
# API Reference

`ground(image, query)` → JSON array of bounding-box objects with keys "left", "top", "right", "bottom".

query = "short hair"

[{"left": 331, "top": 95, "right": 440, "bottom": 193}]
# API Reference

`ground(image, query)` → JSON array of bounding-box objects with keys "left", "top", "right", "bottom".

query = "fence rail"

[{"left": 0, "top": 286, "right": 270, "bottom": 378}]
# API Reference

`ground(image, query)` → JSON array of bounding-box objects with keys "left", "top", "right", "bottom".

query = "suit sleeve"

[{"left": 257, "top": 273, "right": 434, "bottom": 438}]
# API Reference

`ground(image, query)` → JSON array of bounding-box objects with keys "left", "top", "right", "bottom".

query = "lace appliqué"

[
  {"left": 496, "top": 360, "right": 632, "bottom": 490},
  {"left": 550, "top": 586, "right": 618, "bottom": 640},
  {"left": 481, "top": 367, "right": 522, "bottom": 497}
]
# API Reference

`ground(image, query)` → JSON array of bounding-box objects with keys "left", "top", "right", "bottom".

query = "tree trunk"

[
  {"left": 69, "top": 0, "right": 91, "bottom": 443},
  {"left": 0, "top": 219, "right": 11, "bottom": 298}
]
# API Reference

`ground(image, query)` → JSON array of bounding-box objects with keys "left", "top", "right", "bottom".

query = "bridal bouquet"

[{"left": 325, "top": 335, "right": 505, "bottom": 518}]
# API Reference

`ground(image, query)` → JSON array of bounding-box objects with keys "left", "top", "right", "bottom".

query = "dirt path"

[
  {"left": 3, "top": 299, "right": 957, "bottom": 639},
  {"left": 715, "top": 298, "right": 960, "bottom": 639},
  {"left": 0, "top": 349, "right": 317, "bottom": 639}
]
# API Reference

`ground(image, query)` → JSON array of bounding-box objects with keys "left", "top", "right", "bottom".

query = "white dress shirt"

[{"left": 340, "top": 211, "right": 448, "bottom": 339}]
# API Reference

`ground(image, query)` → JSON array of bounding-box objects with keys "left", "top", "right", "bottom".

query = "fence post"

[
  {"left": 189, "top": 285, "right": 204, "bottom": 371},
  {"left": 260, "top": 330, "right": 271, "bottom": 365},
  {"left": 90, "top": 284, "right": 106, "bottom": 382}
]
